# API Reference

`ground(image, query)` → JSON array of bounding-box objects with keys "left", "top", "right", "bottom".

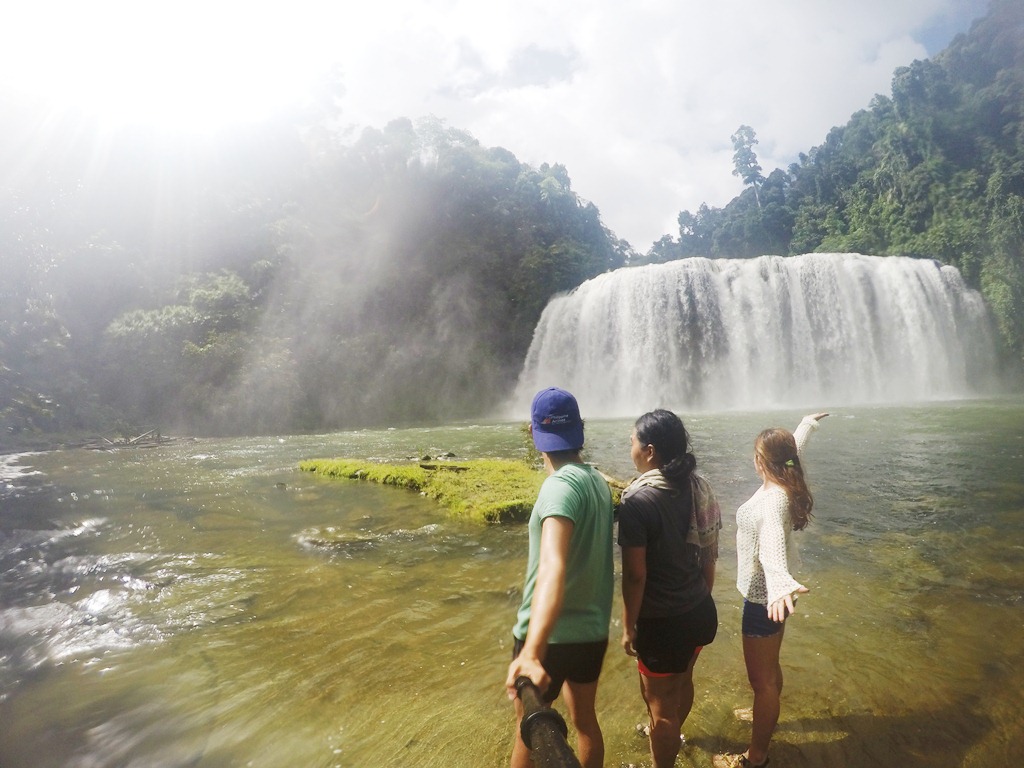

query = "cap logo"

[{"left": 543, "top": 414, "right": 572, "bottom": 425}]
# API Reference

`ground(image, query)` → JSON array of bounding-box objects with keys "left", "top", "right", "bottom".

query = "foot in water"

[
  {"left": 634, "top": 722, "right": 684, "bottom": 743},
  {"left": 713, "top": 753, "right": 769, "bottom": 768}
]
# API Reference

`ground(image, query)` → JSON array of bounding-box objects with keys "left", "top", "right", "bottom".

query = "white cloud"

[{"left": 0, "top": 0, "right": 990, "bottom": 249}]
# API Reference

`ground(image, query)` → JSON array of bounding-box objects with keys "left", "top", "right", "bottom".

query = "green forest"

[
  {"left": 2, "top": 0, "right": 1022, "bottom": 443},
  {"left": 644, "top": 0, "right": 1024, "bottom": 357}
]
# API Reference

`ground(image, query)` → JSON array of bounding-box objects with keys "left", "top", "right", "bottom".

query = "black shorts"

[
  {"left": 635, "top": 592, "right": 718, "bottom": 674},
  {"left": 511, "top": 637, "right": 608, "bottom": 703}
]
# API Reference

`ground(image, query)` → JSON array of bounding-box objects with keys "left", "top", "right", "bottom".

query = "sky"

[{"left": 0, "top": 0, "right": 992, "bottom": 251}]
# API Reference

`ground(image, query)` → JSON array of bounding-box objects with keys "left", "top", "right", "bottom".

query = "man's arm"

[{"left": 505, "top": 515, "right": 574, "bottom": 698}]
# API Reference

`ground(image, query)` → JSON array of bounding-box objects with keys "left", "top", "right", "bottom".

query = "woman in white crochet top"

[{"left": 714, "top": 412, "right": 828, "bottom": 768}]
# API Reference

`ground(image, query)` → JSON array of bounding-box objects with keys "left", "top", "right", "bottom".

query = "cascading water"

[{"left": 509, "top": 253, "right": 1000, "bottom": 415}]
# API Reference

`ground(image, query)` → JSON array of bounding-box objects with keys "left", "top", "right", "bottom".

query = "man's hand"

[{"left": 506, "top": 653, "right": 549, "bottom": 700}]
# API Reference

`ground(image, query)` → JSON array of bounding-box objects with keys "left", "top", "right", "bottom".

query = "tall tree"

[
  {"left": 655, "top": 0, "right": 1024, "bottom": 366},
  {"left": 731, "top": 125, "right": 765, "bottom": 209}
]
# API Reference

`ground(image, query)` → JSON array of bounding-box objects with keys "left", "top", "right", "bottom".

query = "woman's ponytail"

[{"left": 634, "top": 409, "right": 696, "bottom": 489}]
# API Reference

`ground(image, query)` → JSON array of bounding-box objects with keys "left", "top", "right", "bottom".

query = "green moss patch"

[{"left": 299, "top": 458, "right": 546, "bottom": 524}]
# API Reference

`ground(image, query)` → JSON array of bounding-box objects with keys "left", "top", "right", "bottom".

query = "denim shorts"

[{"left": 741, "top": 598, "right": 792, "bottom": 638}]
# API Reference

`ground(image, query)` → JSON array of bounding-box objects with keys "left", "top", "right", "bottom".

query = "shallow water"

[{"left": 1, "top": 401, "right": 1023, "bottom": 767}]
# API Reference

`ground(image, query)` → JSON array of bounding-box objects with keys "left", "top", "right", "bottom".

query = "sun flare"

[{"left": 1, "top": 2, "right": 334, "bottom": 134}]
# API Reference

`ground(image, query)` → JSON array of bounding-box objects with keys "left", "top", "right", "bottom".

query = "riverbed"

[{"left": 2, "top": 399, "right": 1023, "bottom": 766}]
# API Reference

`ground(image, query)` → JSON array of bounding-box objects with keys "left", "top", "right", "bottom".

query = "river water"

[{"left": 1, "top": 399, "right": 1022, "bottom": 767}]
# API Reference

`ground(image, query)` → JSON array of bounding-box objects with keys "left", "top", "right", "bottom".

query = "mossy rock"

[{"left": 298, "top": 458, "right": 547, "bottom": 524}]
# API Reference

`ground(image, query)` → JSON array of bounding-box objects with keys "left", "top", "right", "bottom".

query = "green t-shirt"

[{"left": 512, "top": 463, "right": 614, "bottom": 644}]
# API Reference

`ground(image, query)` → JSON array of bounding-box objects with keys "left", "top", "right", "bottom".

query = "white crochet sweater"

[{"left": 734, "top": 416, "right": 819, "bottom": 606}]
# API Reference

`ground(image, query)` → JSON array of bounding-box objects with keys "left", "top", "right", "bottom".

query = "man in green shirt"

[{"left": 505, "top": 387, "right": 614, "bottom": 768}]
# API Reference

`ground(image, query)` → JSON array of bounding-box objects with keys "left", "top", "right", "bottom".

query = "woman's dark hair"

[
  {"left": 634, "top": 409, "right": 697, "bottom": 488},
  {"left": 755, "top": 428, "right": 814, "bottom": 530}
]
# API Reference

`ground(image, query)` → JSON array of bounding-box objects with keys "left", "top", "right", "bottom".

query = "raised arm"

[{"left": 794, "top": 412, "right": 829, "bottom": 455}]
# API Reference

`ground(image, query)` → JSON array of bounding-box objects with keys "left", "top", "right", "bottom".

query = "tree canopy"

[
  {"left": 0, "top": 108, "right": 628, "bottom": 436},
  {"left": 2, "top": 0, "right": 1022, "bottom": 440},
  {"left": 644, "top": 0, "right": 1024, "bottom": 364}
]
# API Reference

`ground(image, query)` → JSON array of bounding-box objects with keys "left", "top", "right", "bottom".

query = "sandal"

[{"left": 712, "top": 753, "right": 769, "bottom": 768}]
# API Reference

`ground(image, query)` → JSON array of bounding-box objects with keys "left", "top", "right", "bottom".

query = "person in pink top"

[{"left": 714, "top": 412, "right": 829, "bottom": 768}]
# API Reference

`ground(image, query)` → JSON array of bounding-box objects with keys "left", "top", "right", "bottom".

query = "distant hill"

[
  {"left": 3, "top": 2, "right": 1021, "bottom": 440},
  {"left": 644, "top": 0, "right": 1024, "bottom": 366},
  {"left": 1, "top": 113, "right": 629, "bottom": 436}
]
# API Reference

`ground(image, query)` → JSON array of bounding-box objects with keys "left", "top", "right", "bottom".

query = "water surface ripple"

[{"left": 1, "top": 401, "right": 1022, "bottom": 766}]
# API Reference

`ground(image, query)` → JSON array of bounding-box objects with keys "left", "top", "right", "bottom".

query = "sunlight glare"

[{"left": 1, "top": 2, "right": 336, "bottom": 133}]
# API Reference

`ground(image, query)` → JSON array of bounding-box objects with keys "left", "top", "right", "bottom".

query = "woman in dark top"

[{"left": 619, "top": 409, "right": 722, "bottom": 768}]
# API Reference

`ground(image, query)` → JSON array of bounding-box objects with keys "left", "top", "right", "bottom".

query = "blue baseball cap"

[{"left": 530, "top": 387, "right": 585, "bottom": 452}]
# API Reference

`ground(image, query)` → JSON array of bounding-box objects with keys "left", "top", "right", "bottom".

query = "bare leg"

[
  {"left": 637, "top": 651, "right": 698, "bottom": 768},
  {"left": 741, "top": 625, "right": 786, "bottom": 766},
  {"left": 676, "top": 651, "right": 697, "bottom": 725},
  {"left": 562, "top": 679, "right": 604, "bottom": 768},
  {"left": 509, "top": 696, "right": 532, "bottom": 768}
]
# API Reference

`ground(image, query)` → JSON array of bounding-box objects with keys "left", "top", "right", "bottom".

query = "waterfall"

[{"left": 509, "top": 253, "right": 1000, "bottom": 415}]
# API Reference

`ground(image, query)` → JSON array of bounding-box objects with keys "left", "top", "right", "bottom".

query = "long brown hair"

[{"left": 755, "top": 427, "right": 813, "bottom": 530}]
